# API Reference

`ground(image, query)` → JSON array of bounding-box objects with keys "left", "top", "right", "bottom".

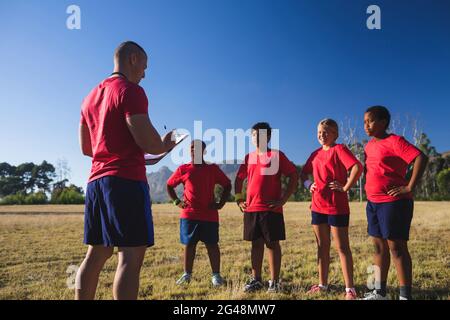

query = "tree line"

[{"left": 0, "top": 160, "right": 84, "bottom": 205}]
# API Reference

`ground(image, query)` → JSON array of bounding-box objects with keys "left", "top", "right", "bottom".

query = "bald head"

[
  {"left": 113, "top": 41, "right": 148, "bottom": 84},
  {"left": 114, "top": 41, "right": 147, "bottom": 64}
]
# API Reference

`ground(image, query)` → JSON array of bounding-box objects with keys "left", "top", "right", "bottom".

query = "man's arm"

[
  {"left": 126, "top": 114, "right": 176, "bottom": 154},
  {"left": 79, "top": 123, "right": 93, "bottom": 157}
]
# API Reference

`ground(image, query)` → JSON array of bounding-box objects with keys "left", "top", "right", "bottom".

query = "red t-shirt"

[
  {"left": 364, "top": 134, "right": 421, "bottom": 203},
  {"left": 236, "top": 150, "right": 297, "bottom": 214},
  {"left": 167, "top": 163, "right": 231, "bottom": 222},
  {"left": 302, "top": 144, "right": 361, "bottom": 215},
  {"left": 80, "top": 77, "right": 148, "bottom": 183}
]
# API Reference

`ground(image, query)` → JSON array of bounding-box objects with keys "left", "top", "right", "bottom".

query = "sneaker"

[
  {"left": 399, "top": 296, "right": 409, "bottom": 300},
  {"left": 211, "top": 274, "right": 225, "bottom": 287},
  {"left": 345, "top": 288, "right": 357, "bottom": 300},
  {"left": 307, "top": 284, "right": 328, "bottom": 295},
  {"left": 362, "top": 290, "right": 388, "bottom": 300},
  {"left": 267, "top": 280, "right": 282, "bottom": 293},
  {"left": 243, "top": 278, "right": 264, "bottom": 292},
  {"left": 176, "top": 272, "right": 191, "bottom": 285}
]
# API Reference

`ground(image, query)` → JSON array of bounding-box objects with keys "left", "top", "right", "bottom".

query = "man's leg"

[
  {"left": 184, "top": 243, "right": 197, "bottom": 274},
  {"left": 75, "top": 245, "right": 114, "bottom": 300},
  {"left": 113, "top": 246, "right": 147, "bottom": 300},
  {"left": 251, "top": 238, "right": 265, "bottom": 280},
  {"left": 265, "top": 240, "right": 281, "bottom": 282},
  {"left": 205, "top": 243, "right": 220, "bottom": 274}
]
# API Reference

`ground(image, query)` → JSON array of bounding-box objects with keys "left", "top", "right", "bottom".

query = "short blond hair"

[{"left": 318, "top": 118, "right": 339, "bottom": 138}]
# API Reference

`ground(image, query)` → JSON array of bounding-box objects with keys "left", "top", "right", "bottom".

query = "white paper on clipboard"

[{"left": 144, "top": 133, "right": 189, "bottom": 165}]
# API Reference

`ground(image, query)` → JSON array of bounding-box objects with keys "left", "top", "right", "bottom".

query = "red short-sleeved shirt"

[
  {"left": 81, "top": 77, "right": 148, "bottom": 183},
  {"left": 167, "top": 163, "right": 231, "bottom": 222},
  {"left": 302, "top": 144, "right": 361, "bottom": 215},
  {"left": 236, "top": 150, "right": 297, "bottom": 214},
  {"left": 364, "top": 134, "right": 421, "bottom": 203}
]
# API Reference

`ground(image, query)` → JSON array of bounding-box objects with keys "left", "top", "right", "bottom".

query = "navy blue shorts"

[
  {"left": 180, "top": 219, "right": 219, "bottom": 245},
  {"left": 311, "top": 211, "right": 350, "bottom": 227},
  {"left": 366, "top": 199, "right": 413, "bottom": 240},
  {"left": 84, "top": 176, "right": 154, "bottom": 247}
]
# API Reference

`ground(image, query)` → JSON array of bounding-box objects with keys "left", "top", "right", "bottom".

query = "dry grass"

[{"left": 0, "top": 202, "right": 449, "bottom": 300}]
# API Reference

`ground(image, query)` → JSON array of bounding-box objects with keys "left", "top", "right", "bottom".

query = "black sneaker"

[{"left": 243, "top": 278, "right": 264, "bottom": 292}]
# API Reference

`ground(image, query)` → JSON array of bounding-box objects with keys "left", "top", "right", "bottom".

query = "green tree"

[
  {"left": 436, "top": 168, "right": 450, "bottom": 198},
  {"left": 51, "top": 184, "right": 84, "bottom": 204},
  {"left": 33, "top": 161, "right": 56, "bottom": 193},
  {"left": 0, "top": 162, "right": 22, "bottom": 197}
]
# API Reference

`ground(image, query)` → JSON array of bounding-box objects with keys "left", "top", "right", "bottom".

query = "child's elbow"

[
  {"left": 356, "top": 162, "right": 363, "bottom": 173},
  {"left": 419, "top": 153, "right": 429, "bottom": 166}
]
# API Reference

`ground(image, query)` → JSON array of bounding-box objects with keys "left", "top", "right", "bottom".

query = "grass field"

[{"left": 0, "top": 202, "right": 449, "bottom": 300}]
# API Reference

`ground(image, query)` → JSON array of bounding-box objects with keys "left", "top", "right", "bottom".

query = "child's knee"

[
  {"left": 372, "top": 240, "right": 388, "bottom": 255},
  {"left": 265, "top": 241, "right": 280, "bottom": 250},
  {"left": 205, "top": 243, "right": 219, "bottom": 250},
  {"left": 87, "top": 247, "right": 114, "bottom": 262},
  {"left": 317, "top": 239, "right": 331, "bottom": 251},
  {"left": 388, "top": 242, "right": 408, "bottom": 258},
  {"left": 252, "top": 238, "right": 265, "bottom": 249}
]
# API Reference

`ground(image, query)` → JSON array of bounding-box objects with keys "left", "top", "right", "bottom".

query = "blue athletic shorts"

[
  {"left": 84, "top": 176, "right": 154, "bottom": 247},
  {"left": 366, "top": 199, "right": 413, "bottom": 240},
  {"left": 311, "top": 211, "right": 350, "bottom": 227},
  {"left": 180, "top": 218, "right": 219, "bottom": 245}
]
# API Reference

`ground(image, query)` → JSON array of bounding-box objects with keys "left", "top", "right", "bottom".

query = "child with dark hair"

[
  {"left": 167, "top": 140, "right": 231, "bottom": 287},
  {"left": 235, "top": 122, "right": 298, "bottom": 293},
  {"left": 362, "top": 106, "right": 428, "bottom": 300}
]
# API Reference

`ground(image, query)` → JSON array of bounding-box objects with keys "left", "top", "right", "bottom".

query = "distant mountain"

[{"left": 146, "top": 162, "right": 241, "bottom": 203}]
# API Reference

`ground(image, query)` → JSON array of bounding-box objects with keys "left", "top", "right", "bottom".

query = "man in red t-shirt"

[
  {"left": 77, "top": 41, "right": 176, "bottom": 300},
  {"left": 166, "top": 140, "right": 231, "bottom": 287},
  {"left": 235, "top": 122, "right": 298, "bottom": 293}
]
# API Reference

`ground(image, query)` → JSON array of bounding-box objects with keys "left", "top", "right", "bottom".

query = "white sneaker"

[
  {"left": 211, "top": 274, "right": 225, "bottom": 287},
  {"left": 176, "top": 272, "right": 191, "bottom": 285},
  {"left": 267, "top": 280, "right": 282, "bottom": 293},
  {"left": 399, "top": 296, "right": 409, "bottom": 300},
  {"left": 362, "top": 289, "right": 388, "bottom": 300}
]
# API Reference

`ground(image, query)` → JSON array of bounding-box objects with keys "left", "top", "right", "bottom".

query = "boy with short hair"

[
  {"left": 362, "top": 106, "right": 428, "bottom": 300},
  {"left": 235, "top": 122, "right": 298, "bottom": 293},
  {"left": 167, "top": 140, "right": 231, "bottom": 287}
]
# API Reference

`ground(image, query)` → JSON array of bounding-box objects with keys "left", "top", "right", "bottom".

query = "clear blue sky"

[{"left": 1, "top": 0, "right": 449, "bottom": 189}]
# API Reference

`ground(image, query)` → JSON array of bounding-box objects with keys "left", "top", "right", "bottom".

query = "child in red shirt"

[
  {"left": 301, "top": 119, "right": 362, "bottom": 300},
  {"left": 362, "top": 106, "right": 427, "bottom": 300},
  {"left": 235, "top": 122, "right": 298, "bottom": 293},
  {"left": 167, "top": 140, "right": 231, "bottom": 287}
]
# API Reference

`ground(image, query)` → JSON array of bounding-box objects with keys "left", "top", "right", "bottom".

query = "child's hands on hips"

[
  {"left": 236, "top": 199, "right": 247, "bottom": 212},
  {"left": 387, "top": 185, "right": 412, "bottom": 197},
  {"left": 328, "top": 180, "right": 347, "bottom": 192}
]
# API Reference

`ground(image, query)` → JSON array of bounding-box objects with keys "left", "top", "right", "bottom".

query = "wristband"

[
  {"left": 235, "top": 193, "right": 244, "bottom": 202},
  {"left": 173, "top": 199, "right": 181, "bottom": 206},
  {"left": 304, "top": 180, "right": 313, "bottom": 190}
]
